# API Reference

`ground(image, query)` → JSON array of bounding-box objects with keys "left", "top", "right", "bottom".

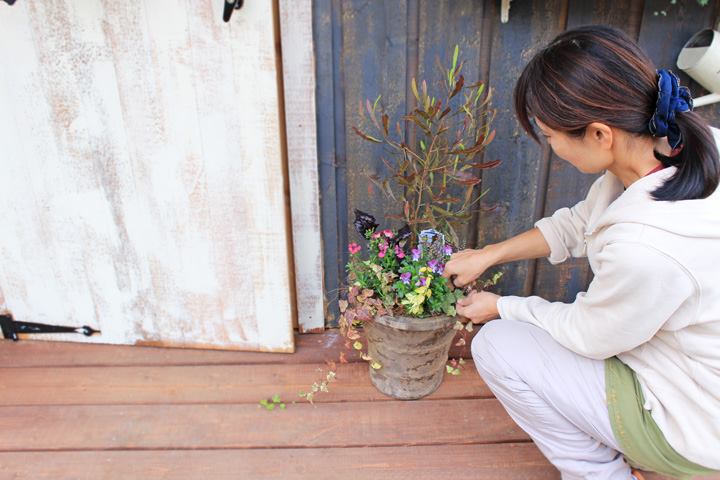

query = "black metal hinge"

[
  {"left": 223, "top": 0, "right": 244, "bottom": 22},
  {"left": 0, "top": 314, "right": 100, "bottom": 341}
]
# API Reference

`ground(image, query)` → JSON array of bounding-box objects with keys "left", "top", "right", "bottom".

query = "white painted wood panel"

[
  {"left": 0, "top": 0, "right": 294, "bottom": 352},
  {"left": 279, "top": 0, "right": 325, "bottom": 333}
]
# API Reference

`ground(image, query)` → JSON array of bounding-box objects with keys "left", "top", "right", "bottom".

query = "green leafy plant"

[
  {"left": 295, "top": 46, "right": 503, "bottom": 405},
  {"left": 353, "top": 45, "right": 499, "bottom": 247},
  {"left": 259, "top": 394, "right": 286, "bottom": 411}
]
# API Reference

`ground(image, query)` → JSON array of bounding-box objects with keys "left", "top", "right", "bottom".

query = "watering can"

[{"left": 677, "top": 29, "right": 720, "bottom": 108}]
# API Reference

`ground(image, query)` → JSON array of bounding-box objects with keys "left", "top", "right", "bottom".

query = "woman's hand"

[
  {"left": 455, "top": 290, "right": 501, "bottom": 324},
  {"left": 442, "top": 248, "right": 497, "bottom": 288}
]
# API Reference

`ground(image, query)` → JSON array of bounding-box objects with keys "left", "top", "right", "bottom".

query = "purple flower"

[
  {"left": 411, "top": 248, "right": 421, "bottom": 262},
  {"left": 443, "top": 244, "right": 453, "bottom": 256},
  {"left": 428, "top": 259, "right": 440, "bottom": 273},
  {"left": 437, "top": 263, "right": 445, "bottom": 275},
  {"left": 400, "top": 272, "right": 411, "bottom": 284},
  {"left": 416, "top": 277, "right": 427, "bottom": 287}
]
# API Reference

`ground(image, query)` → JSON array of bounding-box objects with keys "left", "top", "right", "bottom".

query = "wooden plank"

[
  {"left": 531, "top": 0, "right": 642, "bottom": 303},
  {"left": 0, "top": 398, "right": 525, "bottom": 450},
  {"left": 279, "top": 0, "right": 325, "bottom": 333},
  {"left": 417, "top": 0, "right": 488, "bottom": 248},
  {"left": 341, "top": 0, "right": 409, "bottom": 237},
  {"left": 0, "top": 443, "right": 559, "bottom": 480},
  {"left": 313, "top": 0, "right": 343, "bottom": 326},
  {"left": 0, "top": 0, "right": 294, "bottom": 351},
  {"left": 0, "top": 328, "right": 477, "bottom": 367},
  {"left": 0, "top": 360, "right": 492, "bottom": 406},
  {"left": 475, "top": 0, "right": 566, "bottom": 298},
  {"left": 638, "top": 0, "right": 720, "bottom": 127}
]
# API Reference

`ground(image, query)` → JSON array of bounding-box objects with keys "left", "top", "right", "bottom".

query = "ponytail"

[
  {"left": 651, "top": 111, "right": 720, "bottom": 201},
  {"left": 513, "top": 25, "right": 720, "bottom": 202}
]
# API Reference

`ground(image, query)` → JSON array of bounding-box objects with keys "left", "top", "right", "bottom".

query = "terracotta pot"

[{"left": 364, "top": 314, "right": 457, "bottom": 400}]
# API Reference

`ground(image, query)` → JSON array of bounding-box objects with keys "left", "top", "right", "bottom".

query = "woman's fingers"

[{"left": 442, "top": 249, "right": 489, "bottom": 288}]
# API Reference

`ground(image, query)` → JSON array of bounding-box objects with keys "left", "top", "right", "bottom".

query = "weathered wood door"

[{"left": 0, "top": 0, "right": 295, "bottom": 352}]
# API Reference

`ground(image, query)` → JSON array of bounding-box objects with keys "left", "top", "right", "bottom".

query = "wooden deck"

[{"left": 0, "top": 331, "right": 715, "bottom": 479}]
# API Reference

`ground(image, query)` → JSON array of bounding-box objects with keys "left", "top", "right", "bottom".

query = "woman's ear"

[{"left": 586, "top": 122, "right": 613, "bottom": 150}]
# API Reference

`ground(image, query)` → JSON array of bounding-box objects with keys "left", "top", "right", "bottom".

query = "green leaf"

[
  {"left": 280, "top": 404, "right": 286, "bottom": 410},
  {"left": 267, "top": 403, "right": 275, "bottom": 411},
  {"left": 452, "top": 44, "right": 459, "bottom": 73},
  {"left": 373, "top": 94, "right": 382, "bottom": 111},
  {"left": 272, "top": 394, "right": 281, "bottom": 404},
  {"left": 411, "top": 78, "right": 420, "bottom": 102}
]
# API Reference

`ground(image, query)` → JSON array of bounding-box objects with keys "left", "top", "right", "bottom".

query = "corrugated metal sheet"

[{"left": 316, "top": 0, "right": 720, "bottom": 324}]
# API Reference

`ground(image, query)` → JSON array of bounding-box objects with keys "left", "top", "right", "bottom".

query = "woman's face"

[{"left": 534, "top": 118, "right": 612, "bottom": 174}]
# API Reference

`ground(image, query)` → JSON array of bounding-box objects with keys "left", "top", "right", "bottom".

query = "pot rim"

[{"left": 373, "top": 313, "right": 456, "bottom": 332}]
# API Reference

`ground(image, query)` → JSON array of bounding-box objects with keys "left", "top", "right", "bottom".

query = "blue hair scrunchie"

[{"left": 648, "top": 69, "right": 693, "bottom": 150}]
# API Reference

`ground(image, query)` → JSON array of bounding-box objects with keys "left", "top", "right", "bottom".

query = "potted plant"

[
  {"left": 340, "top": 214, "right": 458, "bottom": 399},
  {"left": 299, "top": 46, "right": 501, "bottom": 403},
  {"left": 346, "top": 45, "right": 502, "bottom": 398}
]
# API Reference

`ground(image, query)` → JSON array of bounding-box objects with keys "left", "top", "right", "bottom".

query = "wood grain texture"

[
  {"left": 531, "top": 0, "right": 640, "bottom": 303},
  {"left": 0, "top": 1, "right": 294, "bottom": 351},
  {"left": 341, "top": 0, "right": 409, "bottom": 239},
  {"left": 279, "top": 0, "right": 325, "bottom": 333},
  {"left": 0, "top": 328, "right": 477, "bottom": 367},
  {"left": 0, "top": 359, "right": 492, "bottom": 406},
  {"left": 475, "top": 0, "right": 567, "bottom": 297},
  {"left": 0, "top": 398, "right": 526, "bottom": 450},
  {"left": 0, "top": 444, "right": 559, "bottom": 480}
]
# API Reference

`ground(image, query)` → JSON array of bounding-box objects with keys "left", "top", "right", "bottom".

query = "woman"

[{"left": 442, "top": 25, "right": 720, "bottom": 480}]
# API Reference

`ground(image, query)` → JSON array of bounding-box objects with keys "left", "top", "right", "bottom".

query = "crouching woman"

[{"left": 443, "top": 25, "right": 720, "bottom": 480}]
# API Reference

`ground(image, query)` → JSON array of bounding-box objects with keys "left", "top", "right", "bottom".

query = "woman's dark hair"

[{"left": 514, "top": 25, "right": 719, "bottom": 201}]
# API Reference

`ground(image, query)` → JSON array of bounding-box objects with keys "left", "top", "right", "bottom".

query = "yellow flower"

[
  {"left": 414, "top": 285, "right": 430, "bottom": 297},
  {"left": 419, "top": 267, "right": 430, "bottom": 273}
]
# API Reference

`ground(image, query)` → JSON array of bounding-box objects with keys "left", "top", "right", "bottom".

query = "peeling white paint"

[{"left": 0, "top": 0, "right": 294, "bottom": 352}]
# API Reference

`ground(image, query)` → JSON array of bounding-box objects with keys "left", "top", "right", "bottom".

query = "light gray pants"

[{"left": 471, "top": 319, "right": 634, "bottom": 480}]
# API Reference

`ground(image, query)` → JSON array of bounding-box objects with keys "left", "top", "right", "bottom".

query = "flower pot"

[{"left": 364, "top": 314, "right": 457, "bottom": 400}]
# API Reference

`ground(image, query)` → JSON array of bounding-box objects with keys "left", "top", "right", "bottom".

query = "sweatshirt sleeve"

[
  {"left": 496, "top": 242, "right": 697, "bottom": 360},
  {"left": 535, "top": 175, "right": 605, "bottom": 265}
]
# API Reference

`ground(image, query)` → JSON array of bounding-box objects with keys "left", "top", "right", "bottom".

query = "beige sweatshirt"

[{"left": 497, "top": 130, "right": 720, "bottom": 469}]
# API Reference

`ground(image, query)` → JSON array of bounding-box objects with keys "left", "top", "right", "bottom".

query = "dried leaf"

[
  {"left": 482, "top": 129, "right": 496, "bottom": 146},
  {"left": 449, "top": 74, "right": 464, "bottom": 99},
  {"left": 352, "top": 126, "right": 382, "bottom": 143}
]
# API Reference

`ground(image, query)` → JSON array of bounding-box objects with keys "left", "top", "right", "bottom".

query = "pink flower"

[
  {"left": 395, "top": 244, "right": 405, "bottom": 259},
  {"left": 378, "top": 241, "right": 388, "bottom": 258},
  {"left": 348, "top": 242, "right": 361, "bottom": 255},
  {"left": 371, "top": 232, "right": 381, "bottom": 239},
  {"left": 382, "top": 229, "right": 394, "bottom": 238}
]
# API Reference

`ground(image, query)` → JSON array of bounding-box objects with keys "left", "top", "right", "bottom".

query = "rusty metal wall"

[{"left": 314, "top": 0, "right": 720, "bottom": 325}]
